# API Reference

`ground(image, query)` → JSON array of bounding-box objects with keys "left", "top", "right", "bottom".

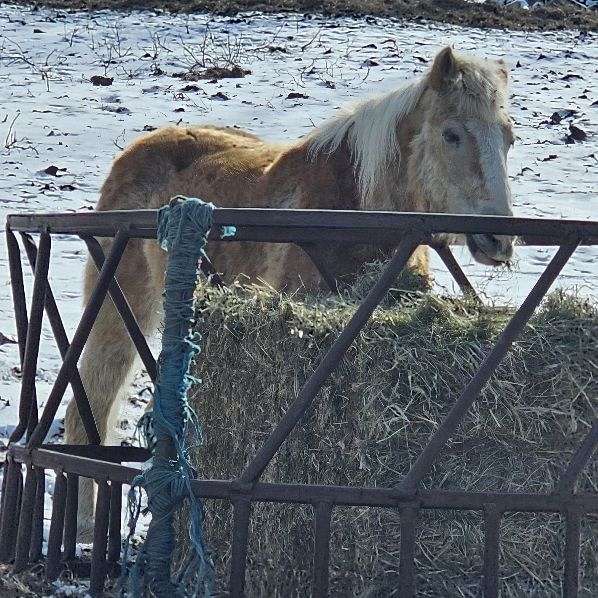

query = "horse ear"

[{"left": 430, "top": 46, "right": 459, "bottom": 90}]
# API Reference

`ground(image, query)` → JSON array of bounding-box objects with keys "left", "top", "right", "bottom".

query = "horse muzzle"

[{"left": 466, "top": 233, "right": 514, "bottom": 266}]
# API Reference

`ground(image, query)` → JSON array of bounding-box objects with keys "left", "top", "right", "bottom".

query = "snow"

[{"left": 0, "top": 1, "right": 596, "bottom": 574}]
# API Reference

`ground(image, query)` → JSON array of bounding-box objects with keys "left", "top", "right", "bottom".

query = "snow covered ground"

[{"left": 0, "top": 1, "right": 596, "bottom": 580}]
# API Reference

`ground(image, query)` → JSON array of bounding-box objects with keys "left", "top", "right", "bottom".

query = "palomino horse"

[{"left": 67, "top": 47, "right": 515, "bottom": 536}]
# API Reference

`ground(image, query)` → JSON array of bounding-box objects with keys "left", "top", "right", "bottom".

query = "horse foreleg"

[{"left": 65, "top": 239, "right": 161, "bottom": 540}]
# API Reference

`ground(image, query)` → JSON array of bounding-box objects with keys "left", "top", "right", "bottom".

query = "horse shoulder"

[{"left": 262, "top": 140, "right": 359, "bottom": 211}]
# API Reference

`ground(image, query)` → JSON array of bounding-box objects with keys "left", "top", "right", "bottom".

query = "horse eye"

[{"left": 443, "top": 129, "right": 461, "bottom": 145}]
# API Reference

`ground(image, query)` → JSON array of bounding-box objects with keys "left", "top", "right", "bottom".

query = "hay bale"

[{"left": 179, "top": 281, "right": 597, "bottom": 597}]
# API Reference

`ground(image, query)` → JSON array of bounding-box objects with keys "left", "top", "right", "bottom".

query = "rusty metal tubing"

[
  {"left": 199, "top": 250, "right": 225, "bottom": 288},
  {"left": 30, "top": 467, "right": 45, "bottom": 562},
  {"left": 482, "top": 504, "right": 501, "bottom": 598},
  {"left": 7, "top": 208, "right": 598, "bottom": 245},
  {"left": 0, "top": 460, "right": 22, "bottom": 562},
  {"left": 13, "top": 463, "right": 38, "bottom": 572},
  {"left": 21, "top": 233, "right": 101, "bottom": 445},
  {"left": 27, "top": 230, "right": 130, "bottom": 448},
  {"left": 556, "top": 420, "right": 598, "bottom": 495},
  {"left": 83, "top": 236, "right": 158, "bottom": 382},
  {"left": 46, "top": 470, "right": 67, "bottom": 580},
  {"left": 90, "top": 480, "right": 111, "bottom": 596},
  {"left": 42, "top": 443, "right": 150, "bottom": 462},
  {"left": 398, "top": 504, "right": 419, "bottom": 598},
  {"left": 6, "top": 228, "right": 36, "bottom": 439},
  {"left": 9, "top": 232, "right": 50, "bottom": 444},
  {"left": 9, "top": 444, "right": 598, "bottom": 513},
  {"left": 108, "top": 481, "right": 122, "bottom": 564},
  {"left": 312, "top": 502, "right": 332, "bottom": 598},
  {"left": 229, "top": 498, "right": 252, "bottom": 598},
  {"left": 563, "top": 507, "right": 582, "bottom": 598},
  {"left": 399, "top": 241, "right": 580, "bottom": 492},
  {"left": 240, "top": 236, "right": 420, "bottom": 483},
  {"left": 63, "top": 473, "right": 79, "bottom": 562},
  {"left": 433, "top": 244, "right": 481, "bottom": 302},
  {"left": 298, "top": 243, "right": 338, "bottom": 292}
]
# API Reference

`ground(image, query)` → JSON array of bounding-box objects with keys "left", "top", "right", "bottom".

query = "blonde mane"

[
  {"left": 307, "top": 79, "right": 427, "bottom": 202},
  {"left": 307, "top": 53, "right": 508, "bottom": 203}
]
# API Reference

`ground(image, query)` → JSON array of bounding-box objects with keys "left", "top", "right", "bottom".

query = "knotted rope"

[{"left": 123, "top": 196, "right": 215, "bottom": 597}]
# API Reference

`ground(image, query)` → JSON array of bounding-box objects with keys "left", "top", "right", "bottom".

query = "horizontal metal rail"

[
  {"left": 8, "top": 447, "right": 598, "bottom": 514},
  {"left": 7, "top": 208, "right": 598, "bottom": 245}
]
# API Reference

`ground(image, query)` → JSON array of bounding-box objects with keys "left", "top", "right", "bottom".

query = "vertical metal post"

[
  {"left": 0, "top": 459, "right": 23, "bottom": 562},
  {"left": 229, "top": 498, "right": 252, "bottom": 598},
  {"left": 563, "top": 507, "right": 581, "bottom": 598},
  {"left": 46, "top": 470, "right": 67, "bottom": 580},
  {"left": 29, "top": 467, "right": 45, "bottom": 562},
  {"left": 13, "top": 462, "right": 38, "bottom": 572},
  {"left": 398, "top": 504, "right": 419, "bottom": 598},
  {"left": 108, "top": 481, "right": 122, "bottom": 564},
  {"left": 482, "top": 504, "right": 501, "bottom": 598},
  {"left": 90, "top": 480, "right": 111, "bottom": 596},
  {"left": 312, "top": 502, "right": 333, "bottom": 598},
  {"left": 62, "top": 473, "right": 79, "bottom": 562}
]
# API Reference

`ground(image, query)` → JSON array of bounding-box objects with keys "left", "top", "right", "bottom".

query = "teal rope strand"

[{"left": 123, "top": 196, "right": 215, "bottom": 597}]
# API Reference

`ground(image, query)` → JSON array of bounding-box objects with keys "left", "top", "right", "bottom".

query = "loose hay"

[{"left": 179, "top": 279, "right": 597, "bottom": 597}]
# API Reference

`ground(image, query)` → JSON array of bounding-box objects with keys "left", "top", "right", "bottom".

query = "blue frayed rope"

[{"left": 122, "top": 196, "right": 215, "bottom": 597}]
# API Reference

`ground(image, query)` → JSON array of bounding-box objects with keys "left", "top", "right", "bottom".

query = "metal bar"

[
  {"left": 9, "top": 232, "right": 50, "bottom": 444},
  {"left": 0, "top": 462, "right": 7, "bottom": 525},
  {"left": 0, "top": 460, "right": 22, "bottom": 562},
  {"left": 433, "top": 245, "right": 481, "bottom": 302},
  {"left": 398, "top": 504, "right": 419, "bottom": 598},
  {"left": 312, "top": 502, "right": 332, "bottom": 598},
  {"left": 90, "top": 480, "right": 111, "bottom": 596},
  {"left": 399, "top": 242, "right": 580, "bottom": 492},
  {"left": 556, "top": 420, "right": 598, "bottom": 494},
  {"left": 482, "top": 504, "right": 501, "bottom": 598},
  {"left": 7, "top": 208, "right": 598, "bottom": 243},
  {"left": 9, "top": 445, "right": 598, "bottom": 513},
  {"left": 13, "top": 463, "right": 38, "bottom": 572},
  {"left": 30, "top": 467, "right": 45, "bottom": 562},
  {"left": 200, "top": 250, "right": 225, "bottom": 288},
  {"left": 6, "top": 228, "right": 36, "bottom": 441},
  {"left": 41, "top": 443, "right": 150, "bottom": 462},
  {"left": 21, "top": 233, "right": 101, "bottom": 445},
  {"left": 63, "top": 473, "right": 79, "bottom": 562},
  {"left": 563, "top": 507, "right": 581, "bottom": 598},
  {"left": 240, "top": 236, "right": 419, "bottom": 483},
  {"left": 27, "top": 230, "right": 129, "bottom": 448},
  {"left": 46, "top": 470, "right": 67, "bottom": 580},
  {"left": 229, "top": 498, "right": 251, "bottom": 598},
  {"left": 83, "top": 236, "right": 158, "bottom": 382},
  {"left": 298, "top": 243, "right": 338, "bottom": 292},
  {"left": 108, "top": 481, "right": 122, "bottom": 564}
]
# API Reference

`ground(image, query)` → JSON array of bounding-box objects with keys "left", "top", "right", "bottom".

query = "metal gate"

[{"left": 1, "top": 208, "right": 597, "bottom": 597}]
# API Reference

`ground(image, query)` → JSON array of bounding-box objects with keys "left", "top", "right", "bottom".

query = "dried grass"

[{"left": 178, "top": 273, "right": 597, "bottom": 597}]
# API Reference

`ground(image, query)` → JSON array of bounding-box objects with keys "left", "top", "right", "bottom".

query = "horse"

[{"left": 67, "top": 46, "right": 515, "bottom": 537}]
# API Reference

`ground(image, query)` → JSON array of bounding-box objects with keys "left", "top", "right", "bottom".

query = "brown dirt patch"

[{"left": 7, "top": 0, "right": 598, "bottom": 32}]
